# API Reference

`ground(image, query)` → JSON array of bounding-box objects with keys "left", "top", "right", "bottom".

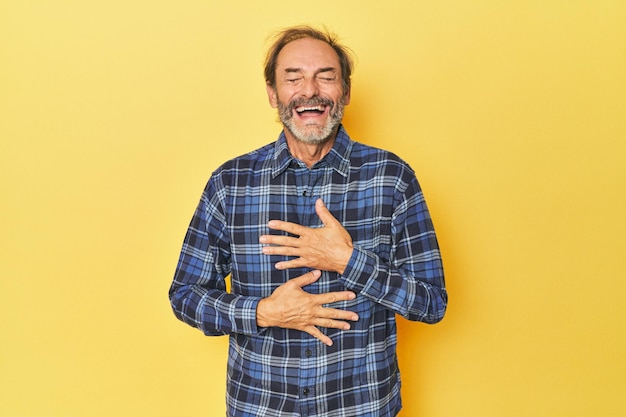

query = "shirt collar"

[{"left": 272, "top": 125, "right": 352, "bottom": 178}]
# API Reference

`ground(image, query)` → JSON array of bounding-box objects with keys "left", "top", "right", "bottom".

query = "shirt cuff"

[
  {"left": 230, "top": 295, "right": 263, "bottom": 336},
  {"left": 340, "top": 245, "right": 378, "bottom": 294}
]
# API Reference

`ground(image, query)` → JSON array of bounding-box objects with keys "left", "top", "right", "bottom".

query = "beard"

[{"left": 277, "top": 95, "right": 346, "bottom": 145}]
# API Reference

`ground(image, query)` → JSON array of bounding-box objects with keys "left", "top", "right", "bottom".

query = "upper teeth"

[{"left": 296, "top": 105, "right": 324, "bottom": 112}]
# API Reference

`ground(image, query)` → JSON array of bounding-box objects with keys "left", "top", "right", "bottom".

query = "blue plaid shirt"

[{"left": 170, "top": 126, "right": 447, "bottom": 416}]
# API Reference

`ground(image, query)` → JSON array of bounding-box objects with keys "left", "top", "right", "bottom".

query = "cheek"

[
  {"left": 324, "top": 86, "right": 347, "bottom": 102},
  {"left": 276, "top": 90, "right": 299, "bottom": 107}
]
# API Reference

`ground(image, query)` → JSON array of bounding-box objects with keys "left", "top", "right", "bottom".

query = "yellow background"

[{"left": 2, "top": 1, "right": 625, "bottom": 416}]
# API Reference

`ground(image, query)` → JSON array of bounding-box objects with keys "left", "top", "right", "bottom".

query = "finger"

[
  {"left": 312, "top": 317, "right": 352, "bottom": 331},
  {"left": 303, "top": 325, "right": 334, "bottom": 347},
  {"left": 259, "top": 234, "right": 301, "bottom": 247},
  {"left": 317, "top": 290, "right": 357, "bottom": 305},
  {"left": 317, "top": 306, "right": 359, "bottom": 322},
  {"left": 261, "top": 243, "right": 296, "bottom": 256},
  {"left": 289, "top": 270, "right": 322, "bottom": 288},
  {"left": 267, "top": 220, "right": 306, "bottom": 236},
  {"left": 273, "top": 258, "right": 308, "bottom": 270}
]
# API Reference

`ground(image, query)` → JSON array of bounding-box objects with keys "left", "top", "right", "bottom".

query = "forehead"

[{"left": 276, "top": 37, "right": 341, "bottom": 72}]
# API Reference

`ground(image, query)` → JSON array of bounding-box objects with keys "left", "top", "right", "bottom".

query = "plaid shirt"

[{"left": 170, "top": 126, "right": 447, "bottom": 417}]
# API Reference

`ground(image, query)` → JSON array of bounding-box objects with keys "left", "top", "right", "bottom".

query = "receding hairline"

[{"left": 263, "top": 25, "right": 355, "bottom": 90}]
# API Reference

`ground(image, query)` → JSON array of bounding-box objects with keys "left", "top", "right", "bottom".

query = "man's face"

[{"left": 267, "top": 37, "right": 350, "bottom": 145}]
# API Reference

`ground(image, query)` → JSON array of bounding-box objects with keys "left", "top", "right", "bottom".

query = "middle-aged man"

[{"left": 170, "top": 25, "right": 447, "bottom": 417}]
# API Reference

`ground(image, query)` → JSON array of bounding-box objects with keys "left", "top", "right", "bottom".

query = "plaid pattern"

[{"left": 170, "top": 126, "right": 447, "bottom": 416}]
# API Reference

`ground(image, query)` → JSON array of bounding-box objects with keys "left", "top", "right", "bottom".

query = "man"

[{"left": 170, "top": 25, "right": 447, "bottom": 417}]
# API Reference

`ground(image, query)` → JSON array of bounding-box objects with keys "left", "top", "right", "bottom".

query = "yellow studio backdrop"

[{"left": 1, "top": 1, "right": 625, "bottom": 416}]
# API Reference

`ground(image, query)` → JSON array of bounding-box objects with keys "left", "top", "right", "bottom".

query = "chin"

[{"left": 285, "top": 121, "right": 340, "bottom": 145}]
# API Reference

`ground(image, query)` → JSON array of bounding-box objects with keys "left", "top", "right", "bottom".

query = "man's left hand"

[{"left": 260, "top": 199, "right": 353, "bottom": 275}]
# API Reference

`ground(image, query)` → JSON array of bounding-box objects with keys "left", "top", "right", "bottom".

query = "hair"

[{"left": 264, "top": 25, "right": 355, "bottom": 93}]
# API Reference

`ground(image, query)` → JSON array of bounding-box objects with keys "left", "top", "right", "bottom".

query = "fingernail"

[{"left": 259, "top": 236, "right": 267, "bottom": 243}]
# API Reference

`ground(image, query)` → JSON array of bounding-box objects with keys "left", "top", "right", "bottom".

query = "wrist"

[
  {"left": 337, "top": 246, "right": 354, "bottom": 275},
  {"left": 256, "top": 298, "right": 271, "bottom": 328}
]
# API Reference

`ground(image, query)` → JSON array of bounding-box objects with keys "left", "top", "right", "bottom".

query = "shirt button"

[
  {"left": 305, "top": 349, "right": 312, "bottom": 357},
  {"left": 303, "top": 388, "right": 310, "bottom": 396}
]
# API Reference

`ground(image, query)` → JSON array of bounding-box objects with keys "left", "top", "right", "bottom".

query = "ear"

[
  {"left": 266, "top": 83, "right": 278, "bottom": 108},
  {"left": 343, "top": 84, "right": 351, "bottom": 105}
]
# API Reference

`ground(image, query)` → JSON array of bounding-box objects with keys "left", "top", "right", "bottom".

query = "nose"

[{"left": 300, "top": 76, "right": 319, "bottom": 98}]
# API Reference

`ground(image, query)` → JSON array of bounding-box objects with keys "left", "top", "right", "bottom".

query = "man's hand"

[
  {"left": 256, "top": 270, "right": 359, "bottom": 346},
  {"left": 259, "top": 199, "right": 354, "bottom": 275}
]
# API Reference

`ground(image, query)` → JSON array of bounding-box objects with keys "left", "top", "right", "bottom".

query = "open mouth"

[{"left": 295, "top": 104, "right": 328, "bottom": 116}]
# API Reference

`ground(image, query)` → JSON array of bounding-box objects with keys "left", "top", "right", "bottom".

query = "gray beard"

[{"left": 277, "top": 96, "right": 346, "bottom": 145}]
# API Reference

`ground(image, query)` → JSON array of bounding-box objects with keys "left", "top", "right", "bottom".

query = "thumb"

[
  {"left": 315, "top": 199, "right": 337, "bottom": 226},
  {"left": 292, "top": 269, "right": 322, "bottom": 288}
]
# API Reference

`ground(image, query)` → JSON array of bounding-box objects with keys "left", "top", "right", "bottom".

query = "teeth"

[{"left": 296, "top": 105, "right": 325, "bottom": 113}]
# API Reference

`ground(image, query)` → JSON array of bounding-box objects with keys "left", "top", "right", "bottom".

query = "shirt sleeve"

[
  {"left": 169, "top": 176, "right": 262, "bottom": 336},
  {"left": 340, "top": 175, "right": 447, "bottom": 323}
]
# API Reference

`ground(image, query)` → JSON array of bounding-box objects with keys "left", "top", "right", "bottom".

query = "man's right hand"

[{"left": 256, "top": 270, "right": 359, "bottom": 346}]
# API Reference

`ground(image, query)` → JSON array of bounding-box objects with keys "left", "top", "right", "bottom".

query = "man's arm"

[
  {"left": 260, "top": 191, "right": 447, "bottom": 323},
  {"left": 169, "top": 182, "right": 360, "bottom": 342},
  {"left": 169, "top": 182, "right": 262, "bottom": 336}
]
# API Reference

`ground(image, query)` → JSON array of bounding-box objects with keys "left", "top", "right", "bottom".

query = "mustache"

[{"left": 285, "top": 96, "right": 334, "bottom": 112}]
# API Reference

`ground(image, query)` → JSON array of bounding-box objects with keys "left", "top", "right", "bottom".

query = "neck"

[{"left": 284, "top": 128, "right": 339, "bottom": 168}]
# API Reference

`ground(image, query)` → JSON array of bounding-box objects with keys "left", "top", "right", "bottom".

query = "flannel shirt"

[{"left": 169, "top": 126, "right": 447, "bottom": 416}]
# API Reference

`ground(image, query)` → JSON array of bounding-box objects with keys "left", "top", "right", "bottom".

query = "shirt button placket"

[{"left": 299, "top": 345, "right": 316, "bottom": 414}]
